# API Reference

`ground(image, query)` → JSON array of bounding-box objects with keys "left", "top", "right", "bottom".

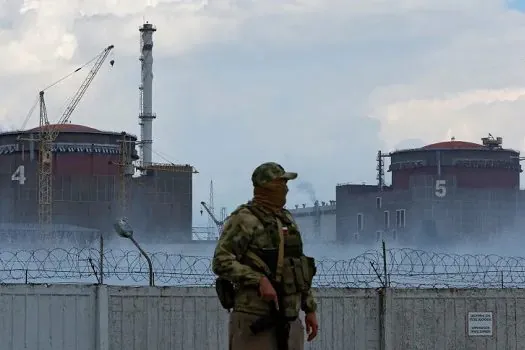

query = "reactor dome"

[
  {"left": 422, "top": 140, "right": 484, "bottom": 150},
  {"left": 388, "top": 136, "right": 521, "bottom": 189},
  {"left": 25, "top": 123, "right": 101, "bottom": 133}
]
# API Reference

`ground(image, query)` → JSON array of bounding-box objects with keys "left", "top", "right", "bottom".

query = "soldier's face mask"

[
  {"left": 253, "top": 179, "right": 288, "bottom": 209},
  {"left": 267, "top": 178, "right": 288, "bottom": 195}
]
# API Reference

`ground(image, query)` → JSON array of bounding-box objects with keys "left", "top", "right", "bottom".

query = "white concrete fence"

[{"left": 1, "top": 284, "right": 524, "bottom": 350}]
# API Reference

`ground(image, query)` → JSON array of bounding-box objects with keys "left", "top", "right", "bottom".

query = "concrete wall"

[
  {"left": 107, "top": 287, "right": 378, "bottom": 350},
  {"left": 385, "top": 288, "right": 525, "bottom": 350},
  {"left": 2, "top": 284, "right": 525, "bottom": 350},
  {"left": 336, "top": 184, "right": 413, "bottom": 244},
  {"left": 0, "top": 284, "right": 97, "bottom": 350},
  {"left": 336, "top": 179, "right": 520, "bottom": 246}
]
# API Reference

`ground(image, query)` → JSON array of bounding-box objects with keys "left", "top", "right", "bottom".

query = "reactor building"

[
  {"left": 0, "top": 22, "right": 197, "bottom": 244},
  {"left": 289, "top": 135, "right": 524, "bottom": 246}
]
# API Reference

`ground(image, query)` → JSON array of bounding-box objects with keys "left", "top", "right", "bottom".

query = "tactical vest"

[
  {"left": 215, "top": 202, "right": 317, "bottom": 313},
  {"left": 245, "top": 203, "right": 312, "bottom": 284}
]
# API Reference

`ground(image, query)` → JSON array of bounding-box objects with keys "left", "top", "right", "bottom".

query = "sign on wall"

[
  {"left": 468, "top": 312, "right": 493, "bottom": 336},
  {"left": 434, "top": 179, "right": 446, "bottom": 198},
  {"left": 11, "top": 165, "right": 26, "bottom": 185}
]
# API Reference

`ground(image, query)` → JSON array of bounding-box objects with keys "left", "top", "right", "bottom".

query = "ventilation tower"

[{"left": 139, "top": 22, "right": 156, "bottom": 169}]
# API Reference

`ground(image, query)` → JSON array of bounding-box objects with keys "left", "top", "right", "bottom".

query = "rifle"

[
  {"left": 249, "top": 279, "right": 291, "bottom": 350},
  {"left": 249, "top": 246, "right": 292, "bottom": 350},
  {"left": 248, "top": 218, "right": 294, "bottom": 350}
]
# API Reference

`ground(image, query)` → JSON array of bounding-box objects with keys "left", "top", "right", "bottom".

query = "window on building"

[
  {"left": 396, "top": 209, "right": 406, "bottom": 228},
  {"left": 384, "top": 210, "right": 390, "bottom": 229},
  {"left": 357, "top": 213, "right": 364, "bottom": 231},
  {"left": 376, "top": 230, "right": 382, "bottom": 242},
  {"left": 376, "top": 197, "right": 382, "bottom": 209}
]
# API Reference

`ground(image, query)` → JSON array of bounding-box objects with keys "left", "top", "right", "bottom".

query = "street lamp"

[{"left": 113, "top": 217, "right": 155, "bottom": 286}]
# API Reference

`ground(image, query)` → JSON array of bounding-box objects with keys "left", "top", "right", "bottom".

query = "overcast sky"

[{"left": 2, "top": 0, "right": 525, "bottom": 226}]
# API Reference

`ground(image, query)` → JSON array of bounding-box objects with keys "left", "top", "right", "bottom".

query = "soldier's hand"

[
  {"left": 305, "top": 312, "right": 318, "bottom": 341},
  {"left": 259, "top": 276, "right": 279, "bottom": 309}
]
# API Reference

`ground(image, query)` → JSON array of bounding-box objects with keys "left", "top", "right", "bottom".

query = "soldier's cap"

[{"left": 251, "top": 162, "right": 298, "bottom": 187}]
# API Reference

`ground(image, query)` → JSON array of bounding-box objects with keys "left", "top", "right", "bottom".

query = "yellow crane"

[{"left": 37, "top": 44, "right": 115, "bottom": 234}]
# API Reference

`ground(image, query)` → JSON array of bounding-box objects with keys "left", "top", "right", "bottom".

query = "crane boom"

[
  {"left": 54, "top": 45, "right": 114, "bottom": 135},
  {"left": 38, "top": 44, "right": 114, "bottom": 234},
  {"left": 200, "top": 201, "right": 223, "bottom": 229}
]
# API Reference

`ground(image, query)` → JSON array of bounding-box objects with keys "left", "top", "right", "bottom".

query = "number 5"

[
  {"left": 435, "top": 179, "right": 446, "bottom": 197},
  {"left": 11, "top": 165, "right": 26, "bottom": 185}
]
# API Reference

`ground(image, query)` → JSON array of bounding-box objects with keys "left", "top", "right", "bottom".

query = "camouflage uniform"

[{"left": 212, "top": 162, "right": 317, "bottom": 350}]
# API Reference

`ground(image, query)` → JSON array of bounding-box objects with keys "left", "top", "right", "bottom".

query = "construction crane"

[
  {"left": 207, "top": 180, "right": 215, "bottom": 234},
  {"left": 37, "top": 44, "right": 115, "bottom": 233},
  {"left": 199, "top": 180, "right": 228, "bottom": 239},
  {"left": 200, "top": 201, "right": 224, "bottom": 235}
]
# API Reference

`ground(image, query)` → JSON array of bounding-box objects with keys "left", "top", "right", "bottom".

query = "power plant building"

[
  {"left": 0, "top": 22, "right": 197, "bottom": 244},
  {"left": 288, "top": 201, "right": 336, "bottom": 243},
  {"left": 291, "top": 136, "right": 524, "bottom": 246}
]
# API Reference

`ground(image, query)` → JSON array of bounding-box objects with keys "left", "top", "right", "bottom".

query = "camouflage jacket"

[{"left": 212, "top": 202, "right": 317, "bottom": 317}]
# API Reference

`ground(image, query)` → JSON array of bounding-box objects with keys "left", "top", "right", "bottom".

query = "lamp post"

[{"left": 113, "top": 217, "right": 155, "bottom": 286}]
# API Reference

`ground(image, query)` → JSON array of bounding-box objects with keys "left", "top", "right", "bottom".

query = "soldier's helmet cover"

[{"left": 251, "top": 162, "right": 298, "bottom": 187}]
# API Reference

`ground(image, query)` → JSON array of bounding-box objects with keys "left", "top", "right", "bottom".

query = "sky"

[{"left": 2, "top": 0, "right": 525, "bottom": 227}]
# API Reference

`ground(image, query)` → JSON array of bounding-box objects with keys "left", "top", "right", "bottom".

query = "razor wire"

[{"left": 1, "top": 247, "right": 525, "bottom": 288}]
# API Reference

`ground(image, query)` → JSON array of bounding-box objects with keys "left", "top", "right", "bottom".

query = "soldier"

[{"left": 212, "top": 162, "right": 319, "bottom": 350}]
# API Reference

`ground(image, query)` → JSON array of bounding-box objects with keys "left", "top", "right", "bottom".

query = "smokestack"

[{"left": 139, "top": 22, "right": 156, "bottom": 167}]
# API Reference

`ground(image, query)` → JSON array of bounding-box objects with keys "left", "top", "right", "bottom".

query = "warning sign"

[{"left": 468, "top": 312, "right": 493, "bottom": 336}]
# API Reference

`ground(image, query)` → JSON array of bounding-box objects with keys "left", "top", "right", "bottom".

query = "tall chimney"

[{"left": 139, "top": 22, "right": 156, "bottom": 168}]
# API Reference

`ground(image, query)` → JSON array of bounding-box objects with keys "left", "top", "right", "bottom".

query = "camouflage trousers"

[{"left": 228, "top": 311, "right": 304, "bottom": 350}]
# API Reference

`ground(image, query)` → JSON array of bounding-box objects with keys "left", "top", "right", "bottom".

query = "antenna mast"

[{"left": 139, "top": 22, "right": 157, "bottom": 169}]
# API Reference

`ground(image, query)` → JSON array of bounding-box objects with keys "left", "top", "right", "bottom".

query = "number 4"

[
  {"left": 11, "top": 165, "right": 26, "bottom": 185},
  {"left": 435, "top": 179, "right": 446, "bottom": 198}
]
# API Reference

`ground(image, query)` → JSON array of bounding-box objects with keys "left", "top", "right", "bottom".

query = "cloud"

[
  {"left": 1, "top": 0, "right": 525, "bottom": 226},
  {"left": 373, "top": 88, "right": 525, "bottom": 148}
]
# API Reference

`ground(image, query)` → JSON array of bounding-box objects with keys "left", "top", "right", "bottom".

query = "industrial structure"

[
  {"left": 0, "top": 22, "right": 197, "bottom": 244},
  {"left": 289, "top": 135, "right": 524, "bottom": 246},
  {"left": 198, "top": 180, "right": 228, "bottom": 240},
  {"left": 337, "top": 135, "right": 522, "bottom": 246},
  {"left": 4, "top": 21, "right": 519, "bottom": 248},
  {"left": 288, "top": 201, "right": 336, "bottom": 243}
]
